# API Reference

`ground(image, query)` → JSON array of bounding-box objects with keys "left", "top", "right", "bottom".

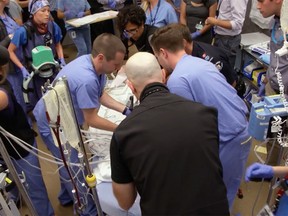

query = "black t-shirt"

[
  {"left": 0, "top": 81, "right": 33, "bottom": 159},
  {"left": 110, "top": 82, "right": 229, "bottom": 215},
  {"left": 192, "top": 41, "right": 237, "bottom": 84},
  {"left": 123, "top": 24, "right": 158, "bottom": 58}
]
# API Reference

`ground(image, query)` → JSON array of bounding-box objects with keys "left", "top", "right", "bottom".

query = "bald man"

[{"left": 110, "top": 52, "right": 229, "bottom": 215}]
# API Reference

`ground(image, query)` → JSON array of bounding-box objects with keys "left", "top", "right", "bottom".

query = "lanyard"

[
  {"left": 216, "top": 0, "right": 223, "bottom": 17},
  {"left": 149, "top": 0, "right": 161, "bottom": 26},
  {"left": 271, "top": 20, "right": 285, "bottom": 44}
]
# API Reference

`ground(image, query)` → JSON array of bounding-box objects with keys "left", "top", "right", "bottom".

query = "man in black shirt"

[{"left": 110, "top": 52, "right": 229, "bottom": 215}]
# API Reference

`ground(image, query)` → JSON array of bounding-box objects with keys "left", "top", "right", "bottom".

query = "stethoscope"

[{"left": 148, "top": 0, "right": 161, "bottom": 26}]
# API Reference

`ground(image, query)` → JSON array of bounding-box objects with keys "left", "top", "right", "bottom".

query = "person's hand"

[
  {"left": 77, "top": 12, "right": 85, "bottom": 18},
  {"left": 259, "top": 53, "right": 270, "bottom": 65},
  {"left": 245, "top": 163, "right": 274, "bottom": 182},
  {"left": 205, "top": 17, "right": 217, "bottom": 25},
  {"left": 21, "top": 67, "right": 29, "bottom": 78},
  {"left": 59, "top": 58, "right": 66, "bottom": 68},
  {"left": 108, "top": 0, "right": 116, "bottom": 9},
  {"left": 191, "top": 31, "right": 201, "bottom": 40},
  {"left": 257, "top": 82, "right": 266, "bottom": 97},
  {"left": 122, "top": 106, "right": 132, "bottom": 116},
  {"left": 64, "top": 11, "right": 74, "bottom": 19}
]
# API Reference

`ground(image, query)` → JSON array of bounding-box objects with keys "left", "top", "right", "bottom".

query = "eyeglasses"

[{"left": 123, "top": 27, "right": 139, "bottom": 36}]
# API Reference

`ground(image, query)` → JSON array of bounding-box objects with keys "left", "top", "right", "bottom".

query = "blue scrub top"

[
  {"left": 145, "top": 0, "right": 178, "bottom": 28},
  {"left": 167, "top": 54, "right": 248, "bottom": 143},
  {"left": 54, "top": 54, "right": 106, "bottom": 125},
  {"left": 33, "top": 55, "right": 106, "bottom": 135},
  {"left": 57, "top": 0, "right": 91, "bottom": 30},
  {"left": 11, "top": 21, "right": 62, "bottom": 64},
  {"left": 0, "top": 12, "right": 20, "bottom": 35}
]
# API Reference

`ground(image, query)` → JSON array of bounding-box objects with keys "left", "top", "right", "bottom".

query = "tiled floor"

[{"left": 18, "top": 43, "right": 278, "bottom": 216}]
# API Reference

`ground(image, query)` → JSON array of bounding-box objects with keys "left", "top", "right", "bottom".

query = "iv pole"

[
  {"left": 0, "top": 137, "right": 38, "bottom": 216},
  {"left": 44, "top": 77, "right": 103, "bottom": 216}
]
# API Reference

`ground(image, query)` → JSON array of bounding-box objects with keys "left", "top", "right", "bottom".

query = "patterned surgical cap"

[{"left": 28, "top": 0, "right": 50, "bottom": 15}]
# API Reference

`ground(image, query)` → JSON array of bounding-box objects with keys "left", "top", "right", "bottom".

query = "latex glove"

[
  {"left": 77, "top": 12, "right": 85, "bottom": 18},
  {"left": 64, "top": 11, "right": 74, "bottom": 20},
  {"left": 257, "top": 82, "right": 266, "bottom": 97},
  {"left": 191, "top": 31, "right": 201, "bottom": 40},
  {"left": 259, "top": 53, "right": 270, "bottom": 65},
  {"left": 108, "top": 0, "right": 116, "bottom": 9},
  {"left": 59, "top": 58, "right": 66, "bottom": 68},
  {"left": 245, "top": 163, "right": 274, "bottom": 182},
  {"left": 21, "top": 67, "right": 29, "bottom": 78},
  {"left": 122, "top": 106, "right": 132, "bottom": 116}
]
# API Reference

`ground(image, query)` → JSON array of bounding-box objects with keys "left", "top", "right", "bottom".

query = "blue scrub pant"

[
  {"left": 68, "top": 26, "right": 91, "bottom": 58},
  {"left": 41, "top": 133, "right": 97, "bottom": 216},
  {"left": 219, "top": 128, "right": 252, "bottom": 210},
  {"left": 7, "top": 70, "right": 56, "bottom": 113},
  {"left": 7, "top": 72, "right": 27, "bottom": 114},
  {"left": 276, "top": 194, "right": 288, "bottom": 216},
  {"left": 10, "top": 142, "right": 54, "bottom": 216}
]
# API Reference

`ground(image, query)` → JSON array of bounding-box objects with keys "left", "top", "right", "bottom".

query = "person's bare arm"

[
  {"left": 82, "top": 108, "right": 117, "bottom": 132},
  {"left": 8, "top": 43, "right": 24, "bottom": 69},
  {"left": 84, "top": 9, "right": 91, "bottom": 16},
  {"left": 57, "top": 10, "right": 65, "bottom": 19},
  {"left": 273, "top": 166, "right": 288, "bottom": 177},
  {"left": 112, "top": 181, "right": 137, "bottom": 210},
  {"left": 199, "top": 3, "right": 217, "bottom": 34},
  {"left": 55, "top": 42, "right": 64, "bottom": 59},
  {"left": 205, "top": 17, "right": 232, "bottom": 30},
  {"left": 0, "top": 90, "right": 8, "bottom": 111},
  {"left": 16, "top": 0, "right": 29, "bottom": 8},
  {"left": 179, "top": 0, "right": 187, "bottom": 25},
  {"left": 100, "top": 92, "right": 126, "bottom": 114}
]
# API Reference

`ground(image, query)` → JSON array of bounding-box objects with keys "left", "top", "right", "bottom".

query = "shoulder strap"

[{"left": 23, "top": 21, "right": 35, "bottom": 41}]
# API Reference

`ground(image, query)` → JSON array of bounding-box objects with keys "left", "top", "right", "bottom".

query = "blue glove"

[
  {"left": 122, "top": 106, "right": 132, "bottom": 116},
  {"left": 245, "top": 163, "right": 274, "bottom": 182},
  {"left": 191, "top": 31, "right": 201, "bottom": 40},
  {"left": 259, "top": 53, "right": 270, "bottom": 65},
  {"left": 59, "top": 58, "right": 66, "bottom": 68},
  {"left": 108, "top": 0, "right": 116, "bottom": 9},
  {"left": 257, "top": 82, "right": 266, "bottom": 97},
  {"left": 20, "top": 67, "right": 29, "bottom": 78},
  {"left": 64, "top": 11, "right": 74, "bottom": 20},
  {"left": 77, "top": 12, "right": 85, "bottom": 18}
]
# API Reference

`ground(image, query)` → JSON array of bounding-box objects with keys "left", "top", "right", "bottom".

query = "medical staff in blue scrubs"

[
  {"left": 141, "top": 0, "right": 178, "bottom": 27},
  {"left": 150, "top": 24, "right": 251, "bottom": 211},
  {"left": 0, "top": 45, "right": 54, "bottom": 216},
  {"left": 246, "top": 163, "right": 288, "bottom": 215},
  {"left": 57, "top": 0, "right": 91, "bottom": 57},
  {"left": 8, "top": 0, "right": 64, "bottom": 111},
  {"left": 33, "top": 33, "right": 129, "bottom": 215}
]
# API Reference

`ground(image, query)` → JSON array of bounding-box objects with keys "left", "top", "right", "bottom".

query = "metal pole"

[
  {"left": 0, "top": 137, "right": 38, "bottom": 216},
  {"left": 266, "top": 139, "right": 286, "bottom": 206},
  {"left": 58, "top": 77, "right": 104, "bottom": 216}
]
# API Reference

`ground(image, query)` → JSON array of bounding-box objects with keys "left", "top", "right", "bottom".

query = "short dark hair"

[
  {"left": 117, "top": 5, "right": 146, "bottom": 33},
  {"left": 172, "top": 23, "right": 193, "bottom": 43},
  {"left": 91, "top": 33, "right": 126, "bottom": 61},
  {"left": 150, "top": 24, "right": 185, "bottom": 54}
]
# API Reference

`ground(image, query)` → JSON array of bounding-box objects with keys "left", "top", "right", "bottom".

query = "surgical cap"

[
  {"left": 28, "top": 0, "right": 50, "bottom": 15},
  {"left": 0, "top": 45, "right": 9, "bottom": 66}
]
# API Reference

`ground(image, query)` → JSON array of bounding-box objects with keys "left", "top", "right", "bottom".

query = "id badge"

[
  {"left": 70, "top": 31, "right": 76, "bottom": 39},
  {"left": 195, "top": 21, "right": 203, "bottom": 31}
]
